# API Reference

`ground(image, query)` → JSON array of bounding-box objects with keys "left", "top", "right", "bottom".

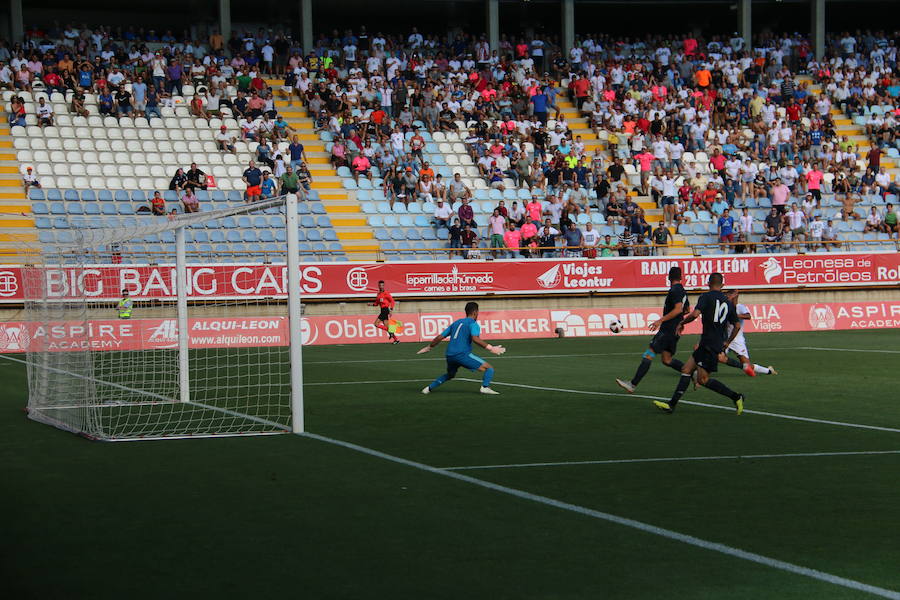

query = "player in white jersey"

[{"left": 719, "top": 290, "right": 777, "bottom": 376}]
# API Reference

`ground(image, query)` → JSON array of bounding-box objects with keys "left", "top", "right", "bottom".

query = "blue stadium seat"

[
  {"left": 237, "top": 216, "right": 252, "bottom": 228},
  {"left": 227, "top": 191, "right": 243, "bottom": 202},
  {"left": 221, "top": 217, "right": 237, "bottom": 228},
  {"left": 406, "top": 229, "right": 422, "bottom": 240},
  {"left": 311, "top": 202, "right": 326, "bottom": 214},
  {"left": 377, "top": 202, "right": 392, "bottom": 214},
  {"left": 269, "top": 216, "right": 284, "bottom": 228},
  {"left": 375, "top": 230, "right": 390, "bottom": 241},
  {"left": 35, "top": 217, "right": 50, "bottom": 228},
  {"left": 242, "top": 230, "right": 258, "bottom": 243},
  {"left": 97, "top": 190, "right": 113, "bottom": 201},
  {"left": 323, "top": 230, "right": 338, "bottom": 242},
  {"left": 49, "top": 202, "right": 65, "bottom": 214},
  {"left": 115, "top": 190, "right": 130, "bottom": 202},
  {"left": 47, "top": 189, "right": 62, "bottom": 201},
  {"left": 193, "top": 230, "right": 210, "bottom": 243},
  {"left": 81, "top": 190, "right": 96, "bottom": 201},
  {"left": 132, "top": 191, "right": 147, "bottom": 202},
  {"left": 226, "top": 230, "right": 242, "bottom": 243},
  {"left": 316, "top": 215, "right": 331, "bottom": 227},
  {"left": 300, "top": 215, "right": 316, "bottom": 228},
  {"left": 29, "top": 189, "right": 45, "bottom": 200},
  {"left": 399, "top": 215, "right": 414, "bottom": 227},
  {"left": 211, "top": 191, "right": 226, "bottom": 202},
  {"left": 210, "top": 230, "right": 226, "bottom": 243},
  {"left": 307, "top": 229, "right": 323, "bottom": 242},
  {"left": 32, "top": 202, "right": 48, "bottom": 214},
  {"left": 390, "top": 229, "right": 405, "bottom": 241},
  {"left": 84, "top": 203, "right": 100, "bottom": 215},
  {"left": 259, "top": 230, "right": 275, "bottom": 243},
  {"left": 64, "top": 189, "right": 79, "bottom": 201}
]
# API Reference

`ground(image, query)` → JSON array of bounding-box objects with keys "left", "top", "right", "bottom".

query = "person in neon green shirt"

[{"left": 117, "top": 289, "right": 133, "bottom": 320}]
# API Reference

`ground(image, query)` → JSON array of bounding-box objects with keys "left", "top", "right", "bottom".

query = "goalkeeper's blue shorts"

[{"left": 446, "top": 352, "right": 485, "bottom": 375}]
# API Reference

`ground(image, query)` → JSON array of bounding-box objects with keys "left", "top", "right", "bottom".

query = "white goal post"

[{"left": 22, "top": 194, "right": 304, "bottom": 441}]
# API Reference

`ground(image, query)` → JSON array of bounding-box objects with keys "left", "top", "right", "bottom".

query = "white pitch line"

[
  {"left": 796, "top": 346, "right": 900, "bottom": 354},
  {"left": 300, "top": 431, "right": 900, "bottom": 600},
  {"left": 443, "top": 449, "right": 900, "bottom": 471},
  {"left": 305, "top": 378, "right": 433, "bottom": 386}
]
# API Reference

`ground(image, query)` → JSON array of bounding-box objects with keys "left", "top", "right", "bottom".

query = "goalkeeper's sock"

[
  {"left": 753, "top": 364, "right": 771, "bottom": 374},
  {"left": 630, "top": 358, "right": 652, "bottom": 386},
  {"left": 725, "top": 356, "right": 743, "bottom": 369},
  {"left": 666, "top": 358, "right": 685, "bottom": 372},
  {"left": 428, "top": 373, "right": 451, "bottom": 391},
  {"left": 482, "top": 367, "right": 494, "bottom": 387}
]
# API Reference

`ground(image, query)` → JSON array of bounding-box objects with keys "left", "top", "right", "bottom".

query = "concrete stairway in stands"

[
  {"left": 269, "top": 80, "right": 378, "bottom": 261},
  {"left": 0, "top": 123, "right": 35, "bottom": 260}
]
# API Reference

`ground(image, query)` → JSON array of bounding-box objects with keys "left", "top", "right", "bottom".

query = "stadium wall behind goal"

[{"left": 1, "top": 300, "right": 898, "bottom": 352}]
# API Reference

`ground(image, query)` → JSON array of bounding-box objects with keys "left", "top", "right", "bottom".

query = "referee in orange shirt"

[{"left": 372, "top": 280, "right": 399, "bottom": 344}]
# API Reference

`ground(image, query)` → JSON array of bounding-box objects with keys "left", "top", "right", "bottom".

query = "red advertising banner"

[
  {"left": 0, "top": 252, "right": 898, "bottom": 303},
  {"left": 1, "top": 300, "right": 897, "bottom": 353}
]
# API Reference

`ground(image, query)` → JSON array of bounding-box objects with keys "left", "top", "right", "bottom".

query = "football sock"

[
  {"left": 754, "top": 364, "right": 771, "bottom": 374},
  {"left": 482, "top": 367, "right": 495, "bottom": 387},
  {"left": 669, "top": 373, "right": 692, "bottom": 408},
  {"left": 703, "top": 378, "right": 741, "bottom": 401},
  {"left": 666, "top": 358, "right": 685, "bottom": 372},
  {"left": 388, "top": 332, "right": 396, "bottom": 340},
  {"left": 374, "top": 322, "right": 388, "bottom": 331},
  {"left": 725, "top": 356, "right": 743, "bottom": 369},
  {"left": 428, "top": 373, "right": 451, "bottom": 390},
  {"left": 631, "top": 358, "right": 652, "bottom": 385}
]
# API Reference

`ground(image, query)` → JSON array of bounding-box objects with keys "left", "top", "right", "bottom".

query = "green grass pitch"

[{"left": 2, "top": 329, "right": 899, "bottom": 599}]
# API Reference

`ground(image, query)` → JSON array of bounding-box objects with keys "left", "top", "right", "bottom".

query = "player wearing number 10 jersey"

[{"left": 654, "top": 272, "right": 746, "bottom": 415}]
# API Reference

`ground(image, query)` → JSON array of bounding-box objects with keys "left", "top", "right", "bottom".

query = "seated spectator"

[
  {"left": 70, "top": 87, "right": 89, "bottom": 118},
  {"left": 432, "top": 174, "right": 447, "bottom": 203},
  {"left": 710, "top": 193, "right": 729, "bottom": 217},
  {"left": 149, "top": 191, "right": 166, "bottom": 216},
  {"left": 296, "top": 163, "right": 312, "bottom": 191},
  {"left": 763, "top": 226, "right": 782, "bottom": 253},
  {"left": 280, "top": 166, "right": 300, "bottom": 194},
  {"left": 433, "top": 199, "right": 452, "bottom": 228},
  {"left": 115, "top": 85, "right": 133, "bottom": 116},
  {"left": 256, "top": 140, "right": 275, "bottom": 169},
  {"left": 352, "top": 153, "right": 372, "bottom": 184},
  {"left": 863, "top": 206, "right": 883, "bottom": 233},
  {"left": 216, "top": 125, "right": 236, "bottom": 154},
  {"left": 190, "top": 94, "right": 209, "bottom": 120},
  {"left": 884, "top": 204, "right": 898, "bottom": 239},
  {"left": 169, "top": 168, "right": 188, "bottom": 192},
  {"left": 36, "top": 98, "right": 53, "bottom": 128},
  {"left": 181, "top": 189, "right": 200, "bottom": 213},
  {"left": 632, "top": 234, "right": 651, "bottom": 256},
  {"left": 98, "top": 87, "right": 115, "bottom": 116},
  {"left": 330, "top": 138, "right": 349, "bottom": 169},
  {"left": 260, "top": 171, "right": 277, "bottom": 199},
  {"left": 23, "top": 166, "right": 40, "bottom": 194},
  {"left": 185, "top": 163, "right": 207, "bottom": 192},
  {"left": 447, "top": 173, "right": 472, "bottom": 207},
  {"left": 822, "top": 219, "right": 839, "bottom": 249},
  {"left": 7, "top": 96, "right": 25, "bottom": 127}
]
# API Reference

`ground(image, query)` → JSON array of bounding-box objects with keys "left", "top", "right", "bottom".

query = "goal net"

[{"left": 21, "top": 195, "right": 304, "bottom": 441}]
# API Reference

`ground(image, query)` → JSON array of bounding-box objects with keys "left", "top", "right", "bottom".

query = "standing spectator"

[
  {"left": 242, "top": 160, "right": 263, "bottom": 203},
  {"left": 651, "top": 222, "right": 671, "bottom": 255},
  {"left": 617, "top": 223, "right": 634, "bottom": 256},
  {"left": 504, "top": 222, "right": 523, "bottom": 258},
  {"left": 448, "top": 218, "right": 462, "bottom": 258},
  {"left": 563, "top": 222, "right": 583, "bottom": 257},
  {"left": 538, "top": 224, "right": 558, "bottom": 258},
  {"left": 770, "top": 178, "right": 790, "bottom": 214},
  {"left": 634, "top": 149, "right": 655, "bottom": 194},
  {"left": 488, "top": 209, "right": 506, "bottom": 258},
  {"left": 808, "top": 214, "right": 826, "bottom": 250},
  {"left": 599, "top": 234, "right": 617, "bottom": 257},
  {"left": 739, "top": 207, "right": 754, "bottom": 239},
  {"left": 461, "top": 223, "right": 478, "bottom": 259},
  {"left": 785, "top": 202, "right": 808, "bottom": 247},
  {"left": 296, "top": 163, "right": 313, "bottom": 191},
  {"left": 718, "top": 208, "right": 736, "bottom": 252},
  {"left": 822, "top": 219, "right": 838, "bottom": 250},
  {"left": 288, "top": 135, "right": 306, "bottom": 171},
  {"left": 582, "top": 222, "right": 599, "bottom": 258},
  {"left": 520, "top": 219, "right": 538, "bottom": 256}
]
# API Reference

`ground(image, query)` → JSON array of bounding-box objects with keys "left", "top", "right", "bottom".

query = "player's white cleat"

[
  {"left": 615, "top": 378, "right": 635, "bottom": 393},
  {"left": 767, "top": 366, "right": 778, "bottom": 375},
  {"left": 480, "top": 386, "right": 500, "bottom": 395},
  {"left": 421, "top": 386, "right": 430, "bottom": 395}
]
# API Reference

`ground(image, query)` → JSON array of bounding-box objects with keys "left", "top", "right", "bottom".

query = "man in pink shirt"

[
  {"left": 489, "top": 209, "right": 507, "bottom": 258},
  {"left": 351, "top": 154, "right": 371, "bottom": 183},
  {"left": 770, "top": 177, "right": 790, "bottom": 214},
  {"left": 634, "top": 150, "right": 655, "bottom": 194},
  {"left": 503, "top": 222, "right": 522, "bottom": 258},
  {"left": 526, "top": 196, "right": 543, "bottom": 224},
  {"left": 520, "top": 220, "right": 538, "bottom": 256},
  {"left": 806, "top": 165, "right": 824, "bottom": 202}
]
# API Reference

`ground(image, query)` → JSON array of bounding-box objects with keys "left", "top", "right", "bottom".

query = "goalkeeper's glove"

[{"left": 486, "top": 344, "right": 506, "bottom": 356}]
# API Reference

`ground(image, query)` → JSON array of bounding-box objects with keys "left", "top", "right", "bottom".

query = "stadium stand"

[{"left": 4, "top": 25, "right": 899, "bottom": 261}]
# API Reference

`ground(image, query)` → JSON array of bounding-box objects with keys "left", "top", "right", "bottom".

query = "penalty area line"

[
  {"left": 299, "top": 431, "right": 900, "bottom": 600},
  {"left": 457, "top": 379, "right": 900, "bottom": 435},
  {"left": 442, "top": 449, "right": 900, "bottom": 471}
]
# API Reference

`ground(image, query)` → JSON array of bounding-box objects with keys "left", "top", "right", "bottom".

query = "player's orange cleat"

[{"left": 743, "top": 364, "right": 757, "bottom": 377}]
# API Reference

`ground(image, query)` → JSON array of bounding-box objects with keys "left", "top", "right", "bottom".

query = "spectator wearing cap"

[
  {"left": 433, "top": 199, "right": 452, "bottom": 229},
  {"left": 23, "top": 166, "right": 40, "bottom": 194},
  {"left": 710, "top": 193, "right": 729, "bottom": 217},
  {"left": 216, "top": 125, "right": 236, "bottom": 154},
  {"left": 400, "top": 167, "right": 418, "bottom": 205}
]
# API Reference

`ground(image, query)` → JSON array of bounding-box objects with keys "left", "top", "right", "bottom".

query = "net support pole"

[
  {"left": 175, "top": 225, "right": 190, "bottom": 404},
  {"left": 285, "top": 194, "right": 304, "bottom": 433}
]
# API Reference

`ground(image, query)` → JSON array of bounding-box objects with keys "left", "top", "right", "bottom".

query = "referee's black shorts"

[{"left": 378, "top": 307, "right": 390, "bottom": 321}]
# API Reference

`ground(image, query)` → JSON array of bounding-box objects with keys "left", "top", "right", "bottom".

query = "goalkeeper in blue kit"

[{"left": 418, "top": 302, "right": 506, "bottom": 395}]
